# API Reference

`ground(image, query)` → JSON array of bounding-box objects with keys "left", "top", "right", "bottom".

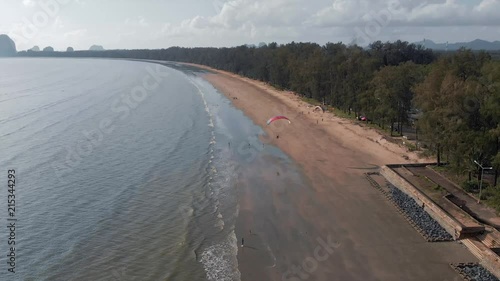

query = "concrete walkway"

[{"left": 407, "top": 166, "right": 500, "bottom": 230}]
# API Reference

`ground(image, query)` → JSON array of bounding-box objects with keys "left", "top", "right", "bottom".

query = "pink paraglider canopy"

[{"left": 266, "top": 116, "right": 291, "bottom": 125}]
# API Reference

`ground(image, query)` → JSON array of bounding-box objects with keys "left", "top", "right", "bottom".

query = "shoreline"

[
  {"left": 188, "top": 63, "right": 479, "bottom": 281},
  {"left": 186, "top": 62, "right": 432, "bottom": 166}
]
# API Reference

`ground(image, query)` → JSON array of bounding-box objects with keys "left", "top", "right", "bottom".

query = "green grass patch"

[
  {"left": 432, "top": 165, "right": 500, "bottom": 213},
  {"left": 434, "top": 184, "right": 444, "bottom": 191},
  {"left": 300, "top": 97, "right": 322, "bottom": 106},
  {"left": 331, "top": 108, "right": 355, "bottom": 119},
  {"left": 485, "top": 188, "right": 500, "bottom": 213},
  {"left": 431, "top": 165, "right": 468, "bottom": 186},
  {"left": 403, "top": 141, "right": 418, "bottom": 152}
]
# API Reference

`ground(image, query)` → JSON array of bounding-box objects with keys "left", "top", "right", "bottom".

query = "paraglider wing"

[
  {"left": 266, "top": 116, "right": 291, "bottom": 125},
  {"left": 313, "top": 106, "right": 325, "bottom": 113}
]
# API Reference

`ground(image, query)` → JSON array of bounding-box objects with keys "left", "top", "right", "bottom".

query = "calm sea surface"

[{"left": 0, "top": 58, "right": 305, "bottom": 281}]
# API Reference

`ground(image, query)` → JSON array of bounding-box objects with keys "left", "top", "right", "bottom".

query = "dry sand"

[{"left": 187, "top": 63, "right": 476, "bottom": 281}]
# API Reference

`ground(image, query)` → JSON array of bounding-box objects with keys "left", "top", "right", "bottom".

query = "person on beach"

[{"left": 241, "top": 237, "right": 244, "bottom": 247}]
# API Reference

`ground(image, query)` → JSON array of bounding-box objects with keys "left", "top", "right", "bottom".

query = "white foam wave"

[
  {"left": 191, "top": 80, "right": 215, "bottom": 129},
  {"left": 189, "top": 76, "right": 240, "bottom": 280},
  {"left": 200, "top": 231, "right": 241, "bottom": 281}
]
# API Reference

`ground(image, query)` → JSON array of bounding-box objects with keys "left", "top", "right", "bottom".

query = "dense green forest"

[{"left": 17, "top": 41, "right": 500, "bottom": 200}]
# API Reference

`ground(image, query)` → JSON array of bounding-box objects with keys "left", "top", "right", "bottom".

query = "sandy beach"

[{"left": 191, "top": 63, "right": 477, "bottom": 281}]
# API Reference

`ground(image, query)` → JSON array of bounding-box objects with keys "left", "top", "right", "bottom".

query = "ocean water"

[{"left": 0, "top": 58, "right": 304, "bottom": 281}]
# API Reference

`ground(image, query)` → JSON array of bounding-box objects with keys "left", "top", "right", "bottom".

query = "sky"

[{"left": 1, "top": 0, "right": 500, "bottom": 51}]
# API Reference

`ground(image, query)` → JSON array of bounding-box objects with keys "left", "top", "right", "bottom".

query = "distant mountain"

[
  {"left": 43, "top": 46, "right": 54, "bottom": 52},
  {"left": 66, "top": 47, "right": 74, "bottom": 52},
  {"left": 414, "top": 39, "right": 500, "bottom": 51},
  {"left": 89, "top": 45, "right": 104, "bottom": 51},
  {"left": 29, "top": 46, "right": 40, "bottom": 52},
  {"left": 243, "top": 42, "right": 268, "bottom": 48},
  {"left": 0, "top": 34, "right": 16, "bottom": 57}
]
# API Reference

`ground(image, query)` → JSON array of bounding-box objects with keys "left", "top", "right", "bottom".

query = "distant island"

[
  {"left": 414, "top": 39, "right": 500, "bottom": 51},
  {"left": 1, "top": 32, "right": 500, "bottom": 58},
  {"left": 89, "top": 45, "right": 104, "bottom": 51},
  {"left": 0, "top": 34, "right": 16, "bottom": 57}
]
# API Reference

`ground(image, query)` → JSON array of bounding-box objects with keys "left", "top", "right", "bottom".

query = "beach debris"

[{"left": 266, "top": 115, "right": 291, "bottom": 125}]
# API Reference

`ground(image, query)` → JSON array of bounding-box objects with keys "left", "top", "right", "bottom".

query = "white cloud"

[
  {"left": 306, "top": 0, "right": 369, "bottom": 27},
  {"left": 124, "top": 16, "right": 150, "bottom": 27},
  {"left": 158, "top": 0, "right": 308, "bottom": 46},
  {"left": 22, "top": 0, "right": 36, "bottom": 7},
  {"left": 5, "top": 0, "right": 500, "bottom": 50},
  {"left": 52, "top": 16, "right": 64, "bottom": 29},
  {"left": 309, "top": 0, "right": 500, "bottom": 28},
  {"left": 64, "top": 28, "right": 87, "bottom": 38}
]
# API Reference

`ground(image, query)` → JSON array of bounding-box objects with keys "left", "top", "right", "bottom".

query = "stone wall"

[{"left": 380, "top": 165, "right": 463, "bottom": 239}]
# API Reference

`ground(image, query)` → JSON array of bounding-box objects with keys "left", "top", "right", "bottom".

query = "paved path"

[{"left": 407, "top": 166, "right": 500, "bottom": 229}]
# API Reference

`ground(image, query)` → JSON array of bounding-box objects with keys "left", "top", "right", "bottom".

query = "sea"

[{"left": 0, "top": 58, "right": 304, "bottom": 281}]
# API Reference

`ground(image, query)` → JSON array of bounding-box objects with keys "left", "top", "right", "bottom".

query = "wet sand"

[{"left": 193, "top": 64, "right": 477, "bottom": 281}]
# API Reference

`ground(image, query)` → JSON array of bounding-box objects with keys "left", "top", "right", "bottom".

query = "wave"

[
  {"left": 199, "top": 231, "right": 241, "bottom": 281},
  {"left": 189, "top": 77, "right": 241, "bottom": 281}
]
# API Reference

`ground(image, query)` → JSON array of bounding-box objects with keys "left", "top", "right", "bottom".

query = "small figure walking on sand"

[
  {"left": 276, "top": 135, "right": 279, "bottom": 139},
  {"left": 241, "top": 237, "right": 244, "bottom": 248}
]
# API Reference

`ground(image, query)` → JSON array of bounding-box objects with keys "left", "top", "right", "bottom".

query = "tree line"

[{"left": 16, "top": 41, "right": 500, "bottom": 187}]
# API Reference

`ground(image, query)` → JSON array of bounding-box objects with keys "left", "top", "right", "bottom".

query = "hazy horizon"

[{"left": 1, "top": 0, "right": 500, "bottom": 51}]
